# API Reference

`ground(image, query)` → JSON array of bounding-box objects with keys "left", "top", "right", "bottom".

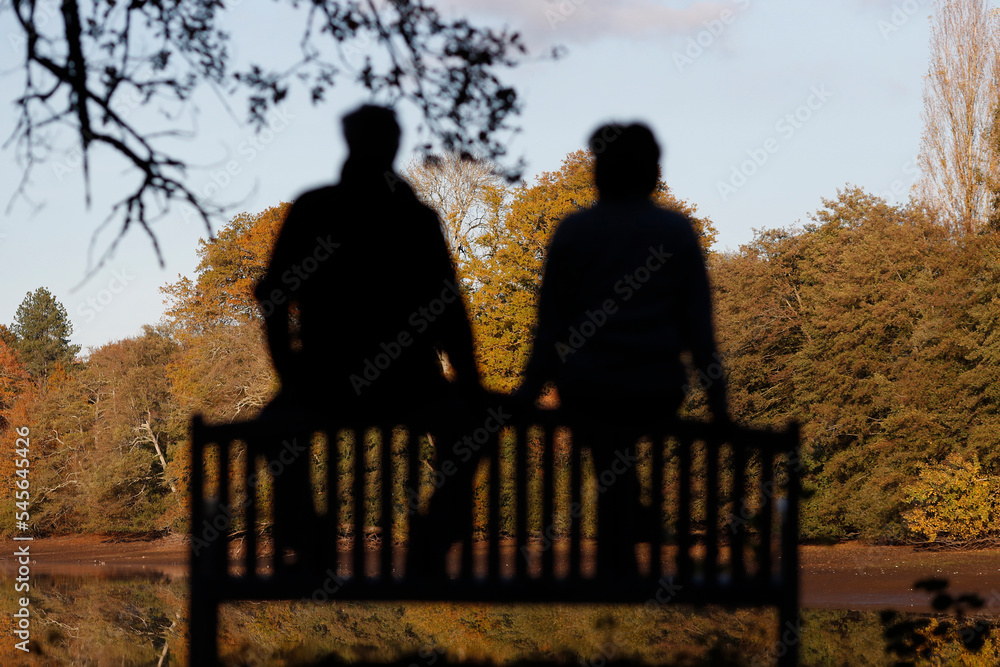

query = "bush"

[{"left": 902, "top": 453, "right": 998, "bottom": 544}]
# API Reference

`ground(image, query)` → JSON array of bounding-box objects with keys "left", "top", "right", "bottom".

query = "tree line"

[
  {"left": 5, "top": 0, "right": 1000, "bottom": 544},
  {"left": 2, "top": 149, "right": 1000, "bottom": 545}
]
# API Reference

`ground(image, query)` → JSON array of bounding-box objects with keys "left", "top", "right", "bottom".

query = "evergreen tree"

[{"left": 11, "top": 288, "right": 81, "bottom": 382}]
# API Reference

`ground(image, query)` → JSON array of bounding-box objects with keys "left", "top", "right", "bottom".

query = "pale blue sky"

[{"left": 0, "top": 1, "right": 939, "bottom": 351}]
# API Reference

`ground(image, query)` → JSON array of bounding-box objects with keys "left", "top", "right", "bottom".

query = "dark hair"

[
  {"left": 589, "top": 123, "right": 660, "bottom": 200},
  {"left": 342, "top": 104, "right": 401, "bottom": 165}
]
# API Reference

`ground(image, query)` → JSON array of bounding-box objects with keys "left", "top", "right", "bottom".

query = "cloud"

[{"left": 437, "top": 0, "right": 742, "bottom": 46}]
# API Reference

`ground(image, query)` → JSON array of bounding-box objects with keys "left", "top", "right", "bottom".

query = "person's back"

[
  {"left": 272, "top": 178, "right": 456, "bottom": 410},
  {"left": 257, "top": 105, "right": 478, "bottom": 418},
  {"left": 537, "top": 198, "right": 707, "bottom": 405},
  {"left": 520, "top": 123, "right": 726, "bottom": 419},
  {"left": 518, "top": 122, "right": 727, "bottom": 580},
  {"left": 255, "top": 105, "right": 482, "bottom": 569}
]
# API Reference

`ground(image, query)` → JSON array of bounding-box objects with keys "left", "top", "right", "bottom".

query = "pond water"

[
  {"left": 2, "top": 544, "right": 1000, "bottom": 665},
  {"left": 0, "top": 569, "right": 994, "bottom": 666}
]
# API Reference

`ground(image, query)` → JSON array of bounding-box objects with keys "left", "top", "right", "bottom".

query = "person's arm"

[
  {"left": 423, "top": 210, "right": 481, "bottom": 390},
  {"left": 439, "top": 272, "right": 481, "bottom": 392},
  {"left": 518, "top": 234, "right": 565, "bottom": 403},
  {"left": 676, "top": 221, "right": 728, "bottom": 420},
  {"left": 255, "top": 202, "right": 303, "bottom": 385}
]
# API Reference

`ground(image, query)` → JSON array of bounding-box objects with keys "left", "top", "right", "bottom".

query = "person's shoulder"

[
  {"left": 552, "top": 206, "right": 600, "bottom": 243},
  {"left": 396, "top": 191, "right": 440, "bottom": 229},
  {"left": 561, "top": 205, "right": 600, "bottom": 226},
  {"left": 648, "top": 203, "right": 701, "bottom": 242},
  {"left": 291, "top": 184, "right": 338, "bottom": 208},
  {"left": 648, "top": 201, "right": 690, "bottom": 225},
  {"left": 281, "top": 186, "right": 339, "bottom": 226}
]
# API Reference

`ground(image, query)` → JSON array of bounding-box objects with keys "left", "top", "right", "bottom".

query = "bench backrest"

[{"left": 188, "top": 413, "right": 800, "bottom": 666}]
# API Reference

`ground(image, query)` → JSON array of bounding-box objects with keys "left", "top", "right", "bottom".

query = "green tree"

[
  {"left": 710, "top": 186, "right": 1000, "bottom": 541},
  {"left": 83, "top": 327, "right": 183, "bottom": 531},
  {"left": 10, "top": 288, "right": 81, "bottom": 383}
]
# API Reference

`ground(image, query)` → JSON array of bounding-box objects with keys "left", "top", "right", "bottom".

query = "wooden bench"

[{"left": 188, "top": 409, "right": 801, "bottom": 666}]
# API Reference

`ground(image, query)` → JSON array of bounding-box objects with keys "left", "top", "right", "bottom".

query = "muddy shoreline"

[{"left": 3, "top": 535, "right": 1000, "bottom": 612}]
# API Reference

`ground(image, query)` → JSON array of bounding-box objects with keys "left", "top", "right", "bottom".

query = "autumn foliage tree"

[
  {"left": 0, "top": 339, "right": 30, "bottom": 426},
  {"left": 713, "top": 186, "right": 1000, "bottom": 542},
  {"left": 466, "top": 149, "right": 717, "bottom": 391},
  {"left": 162, "top": 203, "right": 288, "bottom": 421},
  {"left": 83, "top": 328, "right": 182, "bottom": 529}
]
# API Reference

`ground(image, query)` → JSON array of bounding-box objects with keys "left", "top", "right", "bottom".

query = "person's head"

[
  {"left": 342, "top": 104, "right": 401, "bottom": 168},
  {"left": 589, "top": 122, "right": 661, "bottom": 200}
]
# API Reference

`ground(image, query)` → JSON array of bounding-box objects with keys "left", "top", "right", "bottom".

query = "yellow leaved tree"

[
  {"left": 464, "top": 149, "right": 716, "bottom": 392},
  {"left": 903, "top": 453, "right": 999, "bottom": 544}
]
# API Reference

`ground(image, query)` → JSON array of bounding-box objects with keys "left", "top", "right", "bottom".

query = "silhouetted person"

[
  {"left": 254, "top": 105, "right": 482, "bottom": 567},
  {"left": 517, "top": 122, "right": 728, "bottom": 579}
]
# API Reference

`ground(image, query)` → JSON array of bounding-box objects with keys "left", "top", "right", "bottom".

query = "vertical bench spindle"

[
  {"left": 353, "top": 427, "right": 366, "bottom": 580},
  {"left": 489, "top": 430, "right": 502, "bottom": 582},
  {"left": 677, "top": 436, "right": 693, "bottom": 582},
  {"left": 758, "top": 449, "right": 774, "bottom": 586},
  {"left": 651, "top": 431, "right": 664, "bottom": 579},
  {"left": 244, "top": 438, "right": 257, "bottom": 579},
  {"left": 542, "top": 426, "right": 555, "bottom": 580},
  {"left": 705, "top": 438, "right": 720, "bottom": 587},
  {"left": 515, "top": 426, "right": 529, "bottom": 580},
  {"left": 731, "top": 442, "right": 747, "bottom": 587},
  {"left": 569, "top": 432, "right": 582, "bottom": 581},
  {"left": 381, "top": 426, "right": 395, "bottom": 580}
]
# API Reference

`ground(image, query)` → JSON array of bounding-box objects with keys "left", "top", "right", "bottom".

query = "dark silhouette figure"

[
  {"left": 517, "top": 122, "right": 728, "bottom": 579},
  {"left": 254, "top": 105, "right": 482, "bottom": 565}
]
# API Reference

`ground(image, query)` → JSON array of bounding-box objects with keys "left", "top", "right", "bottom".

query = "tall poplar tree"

[{"left": 917, "top": 0, "right": 1000, "bottom": 234}]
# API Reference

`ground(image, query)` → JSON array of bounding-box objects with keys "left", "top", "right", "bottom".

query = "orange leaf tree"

[{"left": 466, "top": 149, "right": 717, "bottom": 391}]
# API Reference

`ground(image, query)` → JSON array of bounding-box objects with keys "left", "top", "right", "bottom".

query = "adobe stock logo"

[
  {"left": 555, "top": 245, "right": 673, "bottom": 362},
  {"left": 77, "top": 269, "right": 135, "bottom": 324},
  {"left": 878, "top": 0, "right": 929, "bottom": 41},
  {"left": 716, "top": 85, "right": 833, "bottom": 202}
]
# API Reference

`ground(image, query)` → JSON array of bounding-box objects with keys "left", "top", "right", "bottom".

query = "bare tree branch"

[{"left": 3, "top": 0, "right": 535, "bottom": 276}]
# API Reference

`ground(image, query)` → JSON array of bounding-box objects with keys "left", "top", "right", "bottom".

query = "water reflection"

[
  {"left": 0, "top": 571, "right": 991, "bottom": 666},
  {"left": 0, "top": 572, "right": 186, "bottom": 664}
]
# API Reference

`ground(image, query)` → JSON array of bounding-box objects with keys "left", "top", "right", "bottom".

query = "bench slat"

[
  {"left": 245, "top": 435, "right": 257, "bottom": 580},
  {"left": 651, "top": 430, "right": 664, "bottom": 579},
  {"left": 705, "top": 437, "right": 720, "bottom": 588},
  {"left": 406, "top": 427, "right": 421, "bottom": 578},
  {"left": 758, "top": 448, "right": 774, "bottom": 586},
  {"left": 569, "top": 431, "right": 582, "bottom": 581},
  {"left": 732, "top": 441, "right": 747, "bottom": 586},
  {"left": 488, "top": 429, "right": 501, "bottom": 582}
]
